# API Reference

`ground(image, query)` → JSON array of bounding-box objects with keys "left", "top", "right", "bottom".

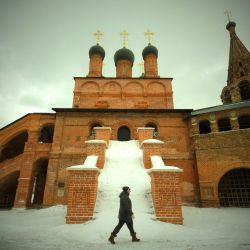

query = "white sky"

[{"left": 0, "top": 0, "right": 250, "bottom": 128}]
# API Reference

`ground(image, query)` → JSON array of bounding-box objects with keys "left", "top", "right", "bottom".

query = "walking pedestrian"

[{"left": 108, "top": 186, "right": 140, "bottom": 244}]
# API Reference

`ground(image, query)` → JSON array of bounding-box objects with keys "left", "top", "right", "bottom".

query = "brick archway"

[
  {"left": 113, "top": 120, "right": 135, "bottom": 140},
  {"left": 117, "top": 126, "right": 131, "bottom": 141},
  {"left": 218, "top": 167, "right": 250, "bottom": 207}
]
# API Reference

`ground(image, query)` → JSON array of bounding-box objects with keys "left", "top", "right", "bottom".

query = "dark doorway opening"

[
  {"left": 117, "top": 126, "right": 130, "bottom": 141},
  {"left": 218, "top": 168, "right": 250, "bottom": 207},
  {"left": 0, "top": 171, "right": 20, "bottom": 209},
  {"left": 30, "top": 159, "right": 48, "bottom": 207}
]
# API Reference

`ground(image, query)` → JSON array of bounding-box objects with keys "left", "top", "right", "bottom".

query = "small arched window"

[
  {"left": 199, "top": 120, "right": 211, "bottom": 134},
  {"left": 89, "top": 123, "right": 102, "bottom": 136},
  {"left": 145, "top": 122, "right": 158, "bottom": 132},
  {"left": 39, "top": 124, "right": 54, "bottom": 143},
  {"left": 217, "top": 118, "right": 232, "bottom": 132},
  {"left": 239, "top": 81, "right": 250, "bottom": 101},
  {"left": 238, "top": 115, "right": 250, "bottom": 129}
]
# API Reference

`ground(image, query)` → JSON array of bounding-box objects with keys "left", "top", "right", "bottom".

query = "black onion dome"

[
  {"left": 89, "top": 44, "right": 105, "bottom": 60},
  {"left": 114, "top": 47, "right": 135, "bottom": 65},
  {"left": 226, "top": 21, "right": 236, "bottom": 30},
  {"left": 142, "top": 43, "right": 158, "bottom": 60}
]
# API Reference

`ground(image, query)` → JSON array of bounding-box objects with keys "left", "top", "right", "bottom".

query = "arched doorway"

[
  {"left": 0, "top": 171, "right": 20, "bottom": 208},
  {"left": 218, "top": 168, "right": 250, "bottom": 207},
  {"left": 117, "top": 126, "right": 130, "bottom": 141},
  {"left": 30, "top": 158, "right": 48, "bottom": 207}
]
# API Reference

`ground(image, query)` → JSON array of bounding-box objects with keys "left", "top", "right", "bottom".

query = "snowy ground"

[{"left": 0, "top": 141, "right": 250, "bottom": 250}]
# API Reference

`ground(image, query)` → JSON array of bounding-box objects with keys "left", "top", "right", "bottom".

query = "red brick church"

[{"left": 0, "top": 20, "right": 249, "bottom": 223}]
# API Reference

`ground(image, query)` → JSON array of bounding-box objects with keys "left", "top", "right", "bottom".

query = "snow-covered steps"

[{"left": 93, "top": 140, "right": 153, "bottom": 222}]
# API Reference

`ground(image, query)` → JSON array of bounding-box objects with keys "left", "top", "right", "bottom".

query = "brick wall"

[
  {"left": 148, "top": 169, "right": 183, "bottom": 224},
  {"left": 141, "top": 140, "right": 164, "bottom": 168},
  {"left": 94, "top": 127, "right": 111, "bottom": 145},
  {"left": 85, "top": 140, "right": 107, "bottom": 168},
  {"left": 137, "top": 127, "right": 154, "bottom": 145},
  {"left": 66, "top": 168, "right": 100, "bottom": 223},
  {"left": 73, "top": 77, "right": 173, "bottom": 109}
]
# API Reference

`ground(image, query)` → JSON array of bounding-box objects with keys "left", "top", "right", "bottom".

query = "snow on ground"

[{"left": 0, "top": 140, "right": 250, "bottom": 250}]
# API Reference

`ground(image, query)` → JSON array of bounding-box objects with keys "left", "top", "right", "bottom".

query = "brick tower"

[{"left": 221, "top": 20, "right": 250, "bottom": 104}]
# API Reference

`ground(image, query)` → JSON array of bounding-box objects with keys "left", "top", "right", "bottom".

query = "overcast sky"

[{"left": 0, "top": 0, "right": 249, "bottom": 128}]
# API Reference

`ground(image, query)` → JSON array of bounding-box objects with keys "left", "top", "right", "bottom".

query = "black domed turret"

[
  {"left": 114, "top": 47, "right": 135, "bottom": 66},
  {"left": 89, "top": 44, "right": 105, "bottom": 60},
  {"left": 142, "top": 43, "right": 158, "bottom": 60},
  {"left": 226, "top": 21, "right": 236, "bottom": 30}
]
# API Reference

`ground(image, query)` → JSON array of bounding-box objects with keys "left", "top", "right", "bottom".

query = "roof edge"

[
  {"left": 191, "top": 101, "right": 250, "bottom": 116},
  {"left": 52, "top": 108, "right": 193, "bottom": 113},
  {"left": 0, "top": 112, "right": 55, "bottom": 131}
]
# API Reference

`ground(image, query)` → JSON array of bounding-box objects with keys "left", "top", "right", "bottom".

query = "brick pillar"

[
  {"left": 14, "top": 152, "right": 34, "bottom": 208},
  {"left": 14, "top": 130, "right": 39, "bottom": 208},
  {"left": 43, "top": 156, "right": 59, "bottom": 206},
  {"left": 230, "top": 112, "right": 240, "bottom": 130},
  {"left": 137, "top": 127, "right": 154, "bottom": 146},
  {"left": 66, "top": 166, "right": 100, "bottom": 224},
  {"left": 85, "top": 140, "right": 107, "bottom": 168},
  {"left": 24, "top": 130, "right": 40, "bottom": 151},
  {"left": 148, "top": 167, "right": 183, "bottom": 224},
  {"left": 199, "top": 183, "right": 220, "bottom": 207},
  {"left": 209, "top": 115, "right": 218, "bottom": 133},
  {"left": 141, "top": 140, "right": 164, "bottom": 168},
  {"left": 93, "top": 127, "right": 111, "bottom": 145},
  {"left": 191, "top": 118, "right": 199, "bottom": 135}
]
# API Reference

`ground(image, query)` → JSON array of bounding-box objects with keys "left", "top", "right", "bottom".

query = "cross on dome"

[
  {"left": 94, "top": 30, "right": 104, "bottom": 44},
  {"left": 224, "top": 10, "right": 232, "bottom": 22},
  {"left": 120, "top": 30, "right": 128, "bottom": 47},
  {"left": 144, "top": 29, "right": 154, "bottom": 45}
]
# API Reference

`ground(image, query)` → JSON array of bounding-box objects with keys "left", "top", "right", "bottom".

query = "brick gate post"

[
  {"left": 66, "top": 163, "right": 100, "bottom": 224},
  {"left": 148, "top": 164, "right": 183, "bottom": 224}
]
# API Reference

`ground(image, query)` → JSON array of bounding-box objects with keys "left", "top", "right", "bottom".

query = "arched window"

[
  {"left": 239, "top": 81, "right": 250, "bottom": 101},
  {"left": 39, "top": 124, "right": 54, "bottom": 143},
  {"left": 198, "top": 120, "right": 211, "bottom": 134},
  {"left": 217, "top": 118, "right": 232, "bottom": 131},
  {"left": 238, "top": 115, "right": 250, "bottom": 129},
  {"left": 145, "top": 122, "right": 158, "bottom": 132},
  {"left": 0, "top": 131, "right": 28, "bottom": 162},
  {"left": 89, "top": 123, "right": 102, "bottom": 137},
  {"left": 145, "top": 122, "right": 159, "bottom": 137},
  {"left": 117, "top": 126, "right": 130, "bottom": 141},
  {"left": 218, "top": 168, "right": 250, "bottom": 207}
]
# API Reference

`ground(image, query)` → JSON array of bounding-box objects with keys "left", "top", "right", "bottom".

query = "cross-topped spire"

[
  {"left": 144, "top": 29, "right": 154, "bottom": 44},
  {"left": 224, "top": 10, "right": 232, "bottom": 22},
  {"left": 93, "top": 30, "right": 104, "bottom": 44},
  {"left": 120, "top": 30, "right": 128, "bottom": 47}
]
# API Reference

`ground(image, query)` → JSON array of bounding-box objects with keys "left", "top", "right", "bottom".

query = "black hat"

[{"left": 122, "top": 186, "right": 130, "bottom": 192}]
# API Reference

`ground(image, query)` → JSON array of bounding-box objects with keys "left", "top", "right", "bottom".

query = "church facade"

[{"left": 0, "top": 21, "right": 249, "bottom": 214}]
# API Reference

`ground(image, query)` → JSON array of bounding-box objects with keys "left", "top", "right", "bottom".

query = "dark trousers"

[{"left": 112, "top": 218, "right": 135, "bottom": 236}]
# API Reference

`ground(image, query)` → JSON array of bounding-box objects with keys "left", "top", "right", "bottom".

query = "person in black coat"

[{"left": 108, "top": 186, "right": 140, "bottom": 244}]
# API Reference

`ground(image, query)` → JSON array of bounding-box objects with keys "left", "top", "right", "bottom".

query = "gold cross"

[
  {"left": 144, "top": 29, "right": 154, "bottom": 44},
  {"left": 138, "top": 61, "right": 144, "bottom": 74},
  {"left": 94, "top": 30, "right": 104, "bottom": 44},
  {"left": 120, "top": 30, "right": 128, "bottom": 47},
  {"left": 224, "top": 10, "right": 232, "bottom": 22}
]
